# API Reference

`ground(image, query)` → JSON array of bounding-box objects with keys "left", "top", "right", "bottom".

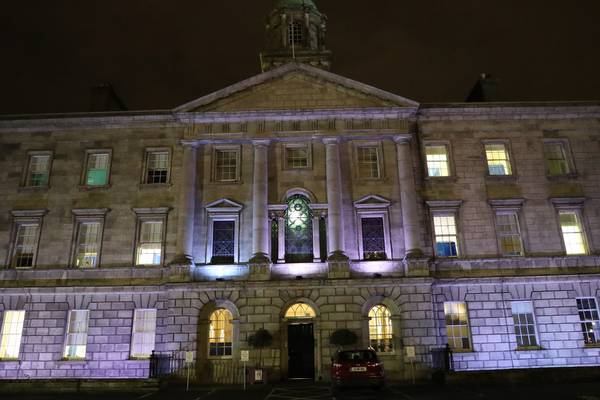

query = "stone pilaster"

[
  {"left": 277, "top": 215, "right": 286, "bottom": 264},
  {"left": 174, "top": 143, "right": 197, "bottom": 266},
  {"left": 249, "top": 140, "right": 271, "bottom": 279}
]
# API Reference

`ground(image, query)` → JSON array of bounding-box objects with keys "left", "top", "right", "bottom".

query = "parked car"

[{"left": 331, "top": 349, "right": 385, "bottom": 391}]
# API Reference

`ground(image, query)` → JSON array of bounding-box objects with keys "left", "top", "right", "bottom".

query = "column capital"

[
  {"left": 393, "top": 134, "right": 412, "bottom": 144},
  {"left": 252, "top": 139, "right": 271, "bottom": 147},
  {"left": 322, "top": 137, "right": 341, "bottom": 145}
]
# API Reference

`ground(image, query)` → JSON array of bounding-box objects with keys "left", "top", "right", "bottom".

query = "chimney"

[
  {"left": 90, "top": 83, "right": 128, "bottom": 112},
  {"left": 466, "top": 73, "right": 500, "bottom": 102}
]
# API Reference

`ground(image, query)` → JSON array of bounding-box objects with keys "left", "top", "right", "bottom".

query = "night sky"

[{"left": 1, "top": 0, "right": 599, "bottom": 115}]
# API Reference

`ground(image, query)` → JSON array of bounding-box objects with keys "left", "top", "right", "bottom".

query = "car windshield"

[{"left": 337, "top": 351, "right": 376, "bottom": 362}]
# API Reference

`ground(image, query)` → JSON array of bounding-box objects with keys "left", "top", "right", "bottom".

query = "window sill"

[
  {"left": 516, "top": 346, "right": 544, "bottom": 351},
  {"left": 59, "top": 358, "right": 87, "bottom": 363},
  {"left": 0, "top": 358, "right": 19, "bottom": 362},
  {"left": 424, "top": 176, "right": 457, "bottom": 183},
  {"left": 450, "top": 349, "right": 473, "bottom": 353},
  {"left": 485, "top": 175, "right": 518, "bottom": 183},
  {"left": 583, "top": 343, "right": 600, "bottom": 348},
  {"left": 208, "top": 356, "right": 233, "bottom": 360},
  {"left": 14, "top": 266, "right": 35, "bottom": 270},
  {"left": 134, "top": 264, "right": 164, "bottom": 268},
  {"left": 129, "top": 356, "right": 151, "bottom": 360},
  {"left": 18, "top": 186, "right": 50, "bottom": 193},
  {"left": 546, "top": 173, "right": 578, "bottom": 181},
  {"left": 79, "top": 184, "right": 111, "bottom": 191},
  {"left": 139, "top": 183, "right": 172, "bottom": 190},
  {"left": 210, "top": 180, "right": 243, "bottom": 185}
]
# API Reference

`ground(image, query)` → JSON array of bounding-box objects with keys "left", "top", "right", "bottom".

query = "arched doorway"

[
  {"left": 284, "top": 302, "right": 316, "bottom": 380},
  {"left": 284, "top": 195, "right": 314, "bottom": 263}
]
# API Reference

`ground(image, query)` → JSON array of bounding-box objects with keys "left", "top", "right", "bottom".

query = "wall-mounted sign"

[{"left": 241, "top": 350, "right": 250, "bottom": 362}]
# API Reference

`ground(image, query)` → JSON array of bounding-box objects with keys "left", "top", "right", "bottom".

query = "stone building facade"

[{"left": 0, "top": 0, "right": 600, "bottom": 382}]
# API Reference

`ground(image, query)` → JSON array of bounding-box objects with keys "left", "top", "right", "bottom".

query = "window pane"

[
  {"left": 136, "top": 221, "right": 163, "bottom": 265},
  {"left": 425, "top": 145, "right": 450, "bottom": 177},
  {"left": 443, "top": 302, "right": 471, "bottom": 350},
  {"left": 212, "top": 221, "right": 235, "bottom": 264},
  {"left": 288, "top": 22, "right": 303, "bottom": 45},
  {"left": 131, "top": 309, "right": 157, "bottom": 358},
  {"left": 13, "top": 223, "right": 40, "bottom": 267},
  {"left": 0, "top": 311, "right": 26, "bottom": 359},
  {"left": 27, "top": 155, "right": 50, "bottom": 187},
  {"left": 86, "top": 153, "right": 110, "bottom": 186},
  {"left": 495, "top": 212, "right": 523, "bottom": 256},
  {"left": 361, "top": 217, "right": 386, "bottom": 260},
  {"left": 368, "top": 305, "right": 394, "bottom": 352},
  {"left": 64, "top": 310, "right": 89, "bottom": 359},
  {"left": 559, "top": 211, "right": 587, "bottom": 255},
  {"left": 577, "top": 298, "right": 600, "bottom": 344},
  {"left": 544, "top": 143, "right": 570, "bottom": 175},
  {"left": 75, "top": 222, "right": 101, "bottom": 268},
  {"left": 215, "top": 150, "right": 238, "bottom": 182},
  {"left": 286, "top": 146, "right": 308, "bottom": 169},
  {"left": 433, "top": 215, "right": 458, "bottom": 257},
  {"left": 208, "top": 309, "right": 233, "bottom": 357},
  {"left": 357, "top": 147, "right": 380, "bottom": 179},
  {"left": 485, "top": 143, "right": 512, "bottom": 175},
  {"left": 511, "top": 302, "right": 537, "bottom": 347}
]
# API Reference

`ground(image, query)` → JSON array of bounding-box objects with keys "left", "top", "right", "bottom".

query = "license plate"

[{"left": 350, "top": 367, "right": 367, "bottom": 372}]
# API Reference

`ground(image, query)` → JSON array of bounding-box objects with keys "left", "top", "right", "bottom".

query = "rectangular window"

[
  {"left": 495, "top": 212, "right": 524, "bottom": 256},
  {"left": 130, "top": 309, "right": 157, "bottom": 359},
  {"left": 285, "top": 145, "right": 309, "bottom": 169},
  {"left": 136, "top": 220, "right": 164, "bottom": 265},
  {"left": 511, "top": 301, "right": 538, "bottom": 348},
  {"left": 444, "top": 302, "right": 471, "bottom": 351},
  {"left": 433, "top": 214, "right": 458, "bottom": 257},
  {"left": 425, "top": 144, "right": 450, "bottom": 177},
  {"left": 576, "top": 298, "right": 600, "bottom": 345},
  {"left": 64, "top": 310, "right": 89, "bottom": 359},
  {"left": 361, "top": 217, "right": 386, "bottom": 260},
  {"left": 12, "top": 223, "right": 40, "bottom": 268},
  {"left": 73, "top": 221, "right": 102, "bottom": 268},
  {"left": 145, "top": 151, "right": 170, "bottom": 184},
  {"left": 25, "top": 154, "right": 51, "bottom": 187},
  {"left": 214, "top": 149, "right": 238, "bottom": 182},
  {"left": 544, "top": 142, "right": 571, "bottom": 175},
  {"left": 211, "top": 221, "right": 235, "bottom": 264},
  {"left": 0, "top": 311, "right": 25, "bottom": 360},
  {"left": 85, "top": 152, "right": 111, "bottom": 186},
  {"left": 357, "top": 146, "right": 380, "bottom": 179},
  {"left": 485, "top": 143, "right": 512, "bottom": 175},
  {"left": 559, "top": 211, "right": 588, "bottom": 255}
]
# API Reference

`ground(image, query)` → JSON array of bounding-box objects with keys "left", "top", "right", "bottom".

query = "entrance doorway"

[{"left": 287, "top": 323, "right": 315, "bottom": 379}]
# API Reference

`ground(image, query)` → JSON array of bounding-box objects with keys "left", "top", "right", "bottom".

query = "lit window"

[
  {"left": 357, "top": 147, "right": 380, "bottom": 179},
  {"left": 73, "top": 221, "right": 102, "bottom": 268},
  {"left": 425, "top": 145, "right": 450, "bottom": 177},
  {"left": 209, "top": 309, "right": 233, "bottom": 357},
  {"left": 433, "top": 214, "right": 458, "bottom": 257},
  {"left": 130, "top": 309, "right": 157, "bottom": 359},
  {"left": 285, "top": 145, "right": 309, "bottom": 169},
  {"left": 288, "top": 22, "right": 303, "bottom": 45},
  {"left": 284, "top": 195, "right": 314, "bottom": 263},
  {"left": 64, "top": 310, "right": 89, "bottom": 360},
  {"left": 136, "top": 220, "right": 164, "bottom": 265},
  {"left": 511, "top": 301, "right": 538, "bottom": 348},
  {"left": 0, "top": 311, "right": 25, "bottom": 360},
  {"left": 443, "top": 302, "right": 471, "bottom": 351},
  {"left": 361, "top": 217, "right": 386, "bottom": 260},
  {"left": 544, "top": 142, "right": 571, "bottom": 176},
  {"left": 495, "top": 212, "right": 523, "bottom": 256},
  {"left": 214, "top": 149, "right": 239, "bottom": 182},
  {"left": 285, "top": 303, "right": 316, "bottom": 319},
  {"left": 25, "top": 154, "right": 51, "bottom": 187},
  {"left": 576, "top": 298, "right": 600, "bottom": 345},
  {"left": 85, "top": 152, "right": 111, "bottom": 186},
  {"left": 211, "top": 221, "right": 235, "bottom": 264},
  {"left": 368, "top": 305, "right": 393, "bottom": 353},
  {"left": 144, "top": 151, "right": 170, "bottom": 184},
  {"left": 485, "top": 143, "right": 512, "bottom": 175},
  {"left": 559, "top": 211, "right": 588, "bottom": 255},
  {"left": 11, "top": 223, "right": 40, "bottom": 268}
]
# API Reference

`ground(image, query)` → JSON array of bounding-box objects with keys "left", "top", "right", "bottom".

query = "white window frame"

[
  {"left": 133, "top": 208, "right": 170, "bottom": 266},
  {"left": 70, "top": 208, "right": 109, "bottom": 268},
  {"left": 22, "top": 151, "right": 53, "bottom": 188},
  {"left": 8, "top": 210, "right": 46, "bottom": 268},
  {"left": 283, "top": 143, "right": 311, "bottom": 170},
  {"left": 576, "top": 297, "right": 600, "bottom": 345},
  {"left": 427, "top": 201, "right": 462, "bottom": 258},
  {"left": 443, "top": 301, "right": 472, "bottom": 352},
  {"left": 0, "top": 310, "right": 26, "bottom": 360},
  {"left": 205, "top": 199, "right": 243, "bottom": 264},
  {"left": 142, "top": 148, "right": 171, "bottom": 185},
  {"left": 483, "top": 141, "right": 514, "bottom": 176},
  {"left": 423, "top": 142, "right": 452, "bottom": 178},
  {"left": 354, "top": 195, "right": 392, "bottom": 261},
  {"left": 353, "top": 142, "right": 383, "bottom": 180},
  {"left": 543, "top": 139, "right": 575, "bottom": 177},
  {"left": 130, "top": 309, "right": 157, "bottom": 359},
  {"left": 511, "top": 301, "right": 539, "bottom": 348},
  {"left": 551, "top": 198, "right": 590, "bottom": 256},
  {"left": 63, "top": 310, "right": 90, "bottom": 360},
  {"left": 81, "top": 149, "right": 112, "bottom": 187},
  {"left": 212, "top": 145, "right": 241, "bottom": 183}
]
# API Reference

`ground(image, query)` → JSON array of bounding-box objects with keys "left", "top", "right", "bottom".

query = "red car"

[{"left": 331, "top": 349, "right": 385, "bottom": 391}]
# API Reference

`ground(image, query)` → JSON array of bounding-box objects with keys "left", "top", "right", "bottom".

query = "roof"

[{"left": 275, "top": 0, "right": 318, "bottom": 10}]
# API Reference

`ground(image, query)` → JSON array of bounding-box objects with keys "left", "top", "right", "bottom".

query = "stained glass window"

[
  {"left": 209, "top": 309, "right": 233, "bottom": 357},
  {"left": 285, "top": 195, "right": 313, "bottom": 263},
  {"left": 285, "top": 303, "right": 316, "bottom": 319},
  {"left": 368, "top": 305, "right": 393, "bottom": 352},
  {"left": 212, "top": 221, "right": 235, "bottom": 264},
  {"left": 361, "top": 217, "right": 386, "bottom": 260}
]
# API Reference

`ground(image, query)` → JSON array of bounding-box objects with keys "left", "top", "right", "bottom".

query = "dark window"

[
  {"left": 271, "top": 218, "right": 279, "bottom": 263},
  {"left": 288, "top": 22, "right": 303, "bottom": 45},
  {"left": 361, "top": 217, "right": 386, "bottom": 260},
  {"left": 211, "top": 221, "right": 235, "bottom": 264}
]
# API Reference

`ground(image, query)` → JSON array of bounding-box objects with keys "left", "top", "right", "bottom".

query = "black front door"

[{"left": 287, "top": 323, "right": 315, "bottom": 379}]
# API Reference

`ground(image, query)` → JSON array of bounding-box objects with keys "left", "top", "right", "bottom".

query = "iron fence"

[{"left": 430, "top": 344, "right": 453, "bottom": 371}]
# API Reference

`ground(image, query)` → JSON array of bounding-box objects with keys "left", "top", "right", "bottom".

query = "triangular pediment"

[
  {"left": 175, "top": 63, "right": 418, "bottom": 113},
  {"left": 206, "top": 198, "right": 244, "bottom": 212},
  {"left": 354, "top": 195, "right": 391, "bottom": 209}
]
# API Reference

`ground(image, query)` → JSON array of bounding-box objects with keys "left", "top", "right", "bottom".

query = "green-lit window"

[
  {"left": 544, "top": 142, "right": 571, "bottom": 176},
  {"left": 425, "top": 144, "right": 450, "bottom": 177},
  {"left": 85, "top": 152, "right": 110, "bottom": 186},
  {"left": 485, "top": 143, "right": 512, "bottom": 175}
]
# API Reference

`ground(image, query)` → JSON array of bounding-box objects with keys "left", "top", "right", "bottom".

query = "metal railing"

[{"left": 430, "top": 344, "right": 453, "bottom": 372}]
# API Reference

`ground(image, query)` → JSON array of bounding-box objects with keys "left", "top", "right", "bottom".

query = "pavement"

[{"left": 3, "top": 381, "right": 600, "bottom": 400}]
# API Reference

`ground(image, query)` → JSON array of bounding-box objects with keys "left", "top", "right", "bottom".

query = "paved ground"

[{"left": 3, "top": 382, "right": 600, "bottom": 400}]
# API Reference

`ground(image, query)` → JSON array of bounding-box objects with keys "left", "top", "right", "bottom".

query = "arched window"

[
  {"left": 285, "top": 303, "right": 316, "bottom": 319},
  {"left": 209, "top": 309, "right": 233, "bottom": 357},
  {"left": 288, "top": 22, "right": 303, "bottom": 46},
  {"left": 285, "top": 195, "right": 313, "bottom": 263},
  {"left": 368, "top": 305, "right": 393, "bottom": 353}
]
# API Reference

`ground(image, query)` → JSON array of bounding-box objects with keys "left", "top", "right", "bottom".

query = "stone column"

[
  {"left": 312, "top": 215, "right": 321, "bottom": 262},
  {"left": 277, "top": 215, "right": 286, "bottom": 264},
  {"left": 394, "top": 136, "right": 422, "bottom": 257},
  {"left": 175, "top": 143, "right": 197, "bottom": 265},
  {"left": 250, "top": 140, "right": 271, "bottom": 265}
]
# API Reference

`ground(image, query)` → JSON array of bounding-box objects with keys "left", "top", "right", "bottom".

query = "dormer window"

[{"left": 288, "top": 22, "right": 303, "bottom": 46}]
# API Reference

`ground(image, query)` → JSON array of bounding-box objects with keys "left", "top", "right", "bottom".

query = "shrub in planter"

[{"left": 247, "top": 328, "right": 273, "bottom": 368}]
